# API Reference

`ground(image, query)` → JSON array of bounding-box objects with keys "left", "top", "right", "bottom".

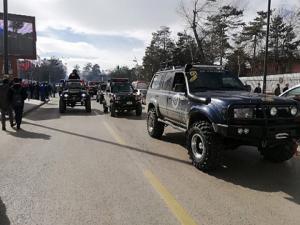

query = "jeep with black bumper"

[
  {"left": 59, "top": 79, "right": 91, "bottom": 113},
  {"left": 146, "top": 64, "right": 300, "bottom": 171},
  {"left": 102, "top": 78, "right": 142, "bottom": 117}
]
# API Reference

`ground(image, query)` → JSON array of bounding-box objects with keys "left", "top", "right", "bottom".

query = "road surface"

[{"left": 0, "top": 98, "right": 299, "bottom": 225}]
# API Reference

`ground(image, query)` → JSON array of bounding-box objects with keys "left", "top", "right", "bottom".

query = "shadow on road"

[
  {"left": 209, "top": 148, "right": 300, "bottom": 205},
  {"left": 145, "top": 131, "right": 300, "bottom": 205},
  {"left": 112, "top": 112, "right": 147, "bottom": 121},
  {"left": 7, "top": 129, "right": 51, "bottom": 140},
  {"left": 25, "top": 107, "right": 103, "bottom": 121},
  {"left": 0, "top": 198, "right": 10, "bottom": 225},
  {"left": 23, "top": 121, "right": 191, "bottom": 166}
]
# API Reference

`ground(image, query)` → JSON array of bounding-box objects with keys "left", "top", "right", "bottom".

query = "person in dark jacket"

[
  {"left": 274, "top": 84, "right": 281, "bottom": 96},
  {"left": 8, "top": 78, "right": 28, "bottom": 130},
  {"left": 0, "top": 78, "right": 14, "bottom": 131},
  {"left": 283, "top": 83, "right": 289, "bottom": 93},
  {"left": 69, "top": 69, "right": 80, "bottom": 80},
  {"left": 254, "top": 83, "right": 262, "bottom": 94}
]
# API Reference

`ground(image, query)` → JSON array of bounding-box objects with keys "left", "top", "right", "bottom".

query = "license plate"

[{"left": 127, "top": 101, "right": 133, "bottom": 105}]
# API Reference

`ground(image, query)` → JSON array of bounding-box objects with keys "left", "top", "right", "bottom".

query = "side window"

[
  {"left": 286, "top": 87, "right": 300, "bottom": 97},
  {"left": 150, "top": 75, "right": 162, "bottom": 90},
  {"left": 162, "top": 72, "right": 174, "bottom": 91},
  {"left": 172, "top": 73, "right": 186, "bottom": 92}
]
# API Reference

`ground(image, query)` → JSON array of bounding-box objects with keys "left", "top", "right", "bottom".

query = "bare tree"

[{"left": 178, "top": 0, "right": 217, "bottom": 64}]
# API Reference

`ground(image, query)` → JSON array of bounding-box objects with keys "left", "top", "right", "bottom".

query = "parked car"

[{"left": 146, "top": 64, "right": 300, "bottom": 171}]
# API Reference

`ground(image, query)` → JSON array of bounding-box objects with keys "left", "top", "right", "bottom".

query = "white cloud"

[{"left": 1, "top": 0, "right": 299, "bottom": 71}]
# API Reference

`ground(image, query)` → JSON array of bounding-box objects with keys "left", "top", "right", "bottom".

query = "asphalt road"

[{"left": 0, "top": 98, "right": 299, "bottom": 225}]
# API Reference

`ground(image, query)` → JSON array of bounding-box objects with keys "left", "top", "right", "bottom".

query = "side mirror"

[
  {"left": 244, "top": 85, "right": 251, "bottom": 92},
  {"left": 174, "top": 84, "right": 186, "bottom": 93}
]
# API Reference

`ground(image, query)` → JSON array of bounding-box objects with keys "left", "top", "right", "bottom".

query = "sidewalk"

[{"left": 23, "top": 99, "right": 47, "bottom": 115}]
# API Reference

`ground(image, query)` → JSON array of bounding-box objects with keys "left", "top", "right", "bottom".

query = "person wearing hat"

[
  {"left": 8, "top": 78, "right": 28, "bottom": 130},
  {"left": 69, "top": 69, "right": 80, "bottom": 80},
  {"left": 0, "top": 78, "right": 14, "bottom": 131}
]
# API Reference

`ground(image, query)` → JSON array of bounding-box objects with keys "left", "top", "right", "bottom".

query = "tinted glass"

[
  {"left": 111, "top": 82, "right": 132, "bottom": 93},
  {"left": 187, "top": 71, "right": 245, "bottom": 92},
  {"left": 286, "top": 87, "right": 300, "bottom": 97},
  {"left": 66, "top": 81, "right": 83, "bottom": 89},
  {"left": 162, "top": 72, "right": 174, "bottom": 91},
  {"left": 151, "top": 75, "right": 162, "bottom": 90}
]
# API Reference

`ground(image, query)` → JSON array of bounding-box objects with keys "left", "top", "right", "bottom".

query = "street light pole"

[
  {"left": 3, "top": 0, "right": 9, "bottom": 76},
  {"left": 263, "top": 0, "right": 271, "bottom": 94}
]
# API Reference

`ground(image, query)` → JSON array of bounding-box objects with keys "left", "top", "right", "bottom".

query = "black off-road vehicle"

[
  {"left": 59, "top": 79, "right": 91, "bottom": 113},
  {"left": 146, "top": 64, "right": 300, "bottom": 171},
  {"left": 102, "top": 78, "right": 142, "bottom": 117}
]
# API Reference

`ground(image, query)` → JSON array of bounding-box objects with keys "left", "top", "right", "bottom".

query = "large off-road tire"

[
  {"left": 110, "top": 104, "right": 116, "bottom": 117},
  {"left": 59, "top": 99, "right": 66, "bottom": 113},
  {"left": 260, "top": 141, "right": 297, "bottom": 163},
  {"left": 187, "top": 121, "right": 222, "bottom": 171},
  {"left": 147, "top": 108, "right": 164, "bottom": 139},
  {"left": 136, "top": 105, "right": 142, "bottom": 116},
  {"left": 85, "top": 99, "right": 92, "bottom": 113}
]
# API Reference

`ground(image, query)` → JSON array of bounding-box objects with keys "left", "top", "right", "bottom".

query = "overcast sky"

[{"left": 0, "top": 0, "right": 299, "bottom": 72}]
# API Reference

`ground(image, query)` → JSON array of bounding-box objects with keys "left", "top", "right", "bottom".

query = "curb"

[{"left": 23, "top": 101, "right": 48, "bottom": 116}]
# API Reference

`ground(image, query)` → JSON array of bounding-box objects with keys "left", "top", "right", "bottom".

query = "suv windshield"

[
  {"left": 66, "top": 81, "right": 83, "bottom": 89},
  {"left": 111, "top": 82, "right": 132, "bottom": 93},
  {"left": 188, "top": 71, "right": 245, "bottom": 92}
]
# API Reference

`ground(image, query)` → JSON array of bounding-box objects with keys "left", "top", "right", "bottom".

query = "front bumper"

[
  {"left": 113, "top": 101, "right": 141, "bottom": 111},
  {"left": 213, "top": 123, "right": 300, "bottom": 145}
]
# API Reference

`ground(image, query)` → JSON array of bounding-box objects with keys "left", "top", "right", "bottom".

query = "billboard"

[{"left": 0, "top": 13, "right": 36, "bottom": 59}]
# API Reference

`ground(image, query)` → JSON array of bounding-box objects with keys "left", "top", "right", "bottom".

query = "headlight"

[
  {"left": 234, "top": 108, "right": 253, "bottom": 119},
  {"left": 82, "top": 93, "right": 86, "bottom": 97},
  {"left": 270, "top": 107, "right": 278, "bottom": 116},
  {"left": 64, "top": 94, "right": 69, "bottom": 98},
  {"left": 291, "top": 106, "right": 298, "bottom": 116}
]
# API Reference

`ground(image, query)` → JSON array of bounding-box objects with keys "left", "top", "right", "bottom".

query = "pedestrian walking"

[
  {"left": 283, "top": 83, "right": 289, "bottom": 93},
  {"left": 254, "top": 83, "right": 262, "bottom": 94},
  {"left": 274, "top": 84, "right": 281, "bottom": 96},
  {"left": 0, "top": 78, "right": 14, "bottom": 131},
  {"left": 8, "top": 78, "right": 28, "bottom": 130}
]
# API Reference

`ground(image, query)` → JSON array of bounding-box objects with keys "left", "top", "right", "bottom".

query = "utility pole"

[
  {"left": 3, "top": 0, "right": 9, "bottom": 76},
  {"left": 263, "top": 0, "right": 271, "bottom": 94}
]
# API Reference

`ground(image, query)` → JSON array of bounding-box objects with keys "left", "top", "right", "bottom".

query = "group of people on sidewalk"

[
  {"left": 253, "top": 83, "right": 289, "bottom": 96},
  {"left": 0, "top": 78, "right": 28, "bottom": 131}
]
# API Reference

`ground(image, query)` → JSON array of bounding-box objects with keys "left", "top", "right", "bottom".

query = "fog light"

[
  {"left": 270, "top": 107, "right": 277, "bottom": 116},
  {"left": 244, "top": 128, "right": 250, "bottom": 135},
  {"left": 291, "top": 106, "right": 298, "bottom": 116},
  {"left": 238, "top": 128, "right": 244, "bottom": 135}
]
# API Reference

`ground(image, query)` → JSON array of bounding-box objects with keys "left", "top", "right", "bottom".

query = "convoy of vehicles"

[
  {"left": 55, "top": 64, "right": 300, "bottom": 172},
  {"left": 146, "top": 64, "right": 300, "bottom": 171},
  {"left": 59, "top": 79, "right": 91, "bottom": 113}
]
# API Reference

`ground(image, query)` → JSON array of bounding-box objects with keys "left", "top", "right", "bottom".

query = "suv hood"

[{"left": 192, "top": 91, "right": 297, "bottom": 105}]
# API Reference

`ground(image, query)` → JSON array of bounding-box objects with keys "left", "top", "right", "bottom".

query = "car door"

[
  {"left": 159, "top": 72, "right": 173, "bottom": 118},
  {"left": 167, "top": 73, "right": 188, "bottom": 123}
]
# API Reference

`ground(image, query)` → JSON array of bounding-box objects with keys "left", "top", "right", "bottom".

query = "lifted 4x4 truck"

[
  {"left": 59, "top": 79, "right": 91, "bottom": 113},
  {"left": 102, "top": 78, "right": 142, "bottom": 117},
  {"left": 146, "top": 64, "right": 300, "bottom": 171}
]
